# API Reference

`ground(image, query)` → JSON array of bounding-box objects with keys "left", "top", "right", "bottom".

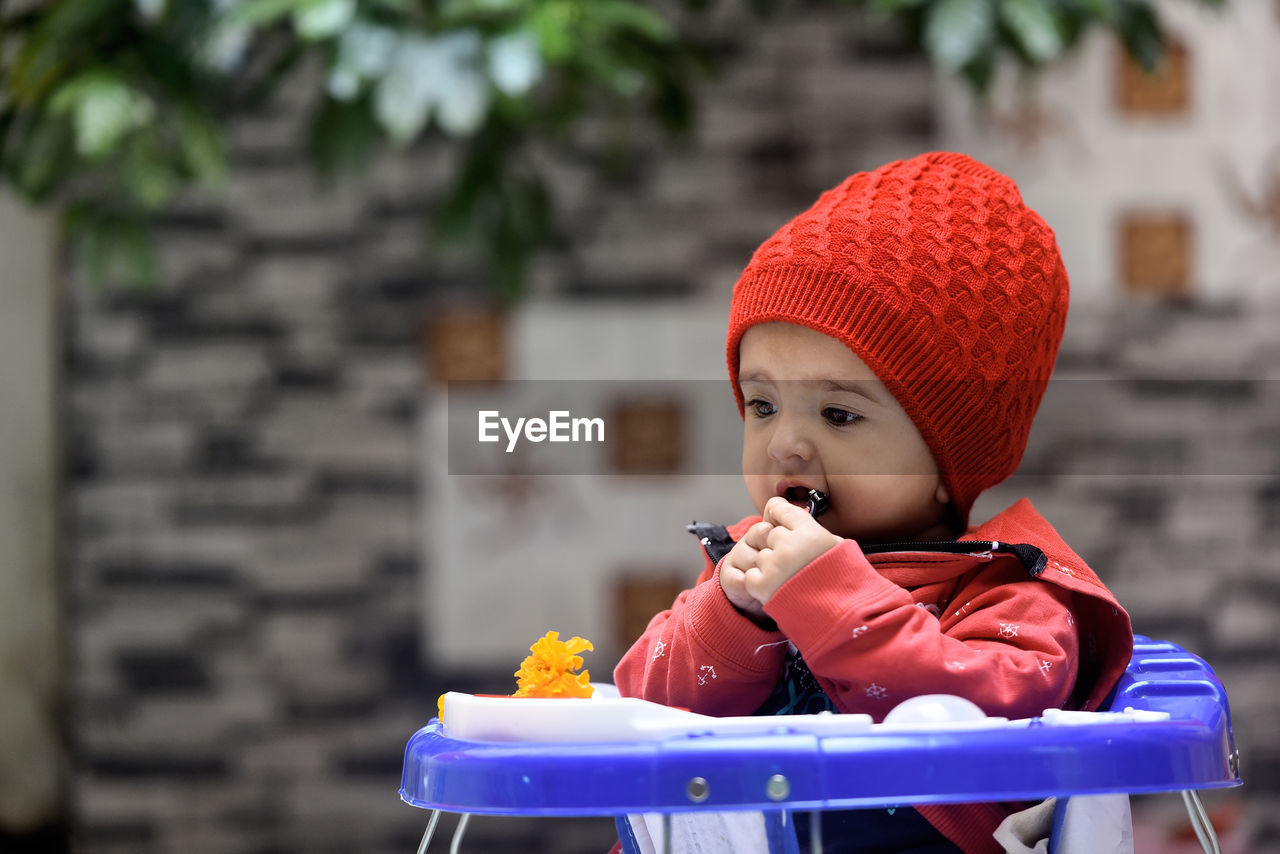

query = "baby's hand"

[
  {"left": 719, "top": 522, "right": 773, "bottom": 621},
  {"left": 742, "top": 497, "right": 843, "bottom": 605}
]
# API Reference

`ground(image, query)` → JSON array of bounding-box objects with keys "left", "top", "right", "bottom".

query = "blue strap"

[{"left": 615, "top": 815, "right": 643, "bottom": 854}]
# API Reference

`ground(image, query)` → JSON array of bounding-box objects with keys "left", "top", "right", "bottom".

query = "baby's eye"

[
  {"left": 822, "top": 407, "right": 862, "bottom": 426},
  {"left": 746, "top": 398, "right": 777, "bottom": 418}
]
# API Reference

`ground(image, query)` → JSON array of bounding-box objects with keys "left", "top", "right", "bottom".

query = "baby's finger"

[
  {"left": 720, "top": 563, "right": 759, "bottom": 611},
  {"left": 720, "top": 562, "right": 744, "bottom": 590},
  {"left": 742, "top": 565, "right": 777, "bottom": 603},
  {"left": 763, "top": 495, "right": 813, "bottom": 531},
  {"left": 724, "top": 540, "right": 759, "bottom": 571},
  {"left": 741, "top": 521, "right": 773, "bottom": 550}
]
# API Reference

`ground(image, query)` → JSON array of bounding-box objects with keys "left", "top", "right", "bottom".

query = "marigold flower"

[{"left": 513, "top": 631, "right": 594, "bottom": 699}]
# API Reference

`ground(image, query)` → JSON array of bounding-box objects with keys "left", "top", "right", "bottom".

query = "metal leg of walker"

[
  {"left": 661, "top": 812, "right": 672, "bottom": 854},
  {"left": 449, "top": 813, "right": 471, "bottom": 854},
  {"left": 1181, "top": 790, "right": 1222, "bottom": 854},
  {"left": 414, "top": 811, "right": 472, "bottom": 854},
  {"left": 810, "top": 810, "right": 823, "bottom": 854},
  {"left": 416, "top": 810, "right": 441, "bottom": 854}
]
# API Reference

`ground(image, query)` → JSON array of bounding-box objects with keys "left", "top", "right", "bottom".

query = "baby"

[{"left": 614, "top": 152, "right": 1133, "bottom": 854}]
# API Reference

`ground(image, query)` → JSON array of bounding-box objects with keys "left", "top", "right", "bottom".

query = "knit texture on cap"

[{"left": 726, "top": 151, "right": 1069, "bottom": 524}]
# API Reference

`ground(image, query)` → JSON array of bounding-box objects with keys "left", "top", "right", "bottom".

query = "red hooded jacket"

[{"left": 614, "top": 498, "right": 1133, "bottom": 854}]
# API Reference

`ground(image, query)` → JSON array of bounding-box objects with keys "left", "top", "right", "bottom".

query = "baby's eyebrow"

[
  {"left": 739, "top": 372, "right": 885, "bottom": 405},
  {"left": 819, "top": 378, "right": 886, "bottom": 404}
]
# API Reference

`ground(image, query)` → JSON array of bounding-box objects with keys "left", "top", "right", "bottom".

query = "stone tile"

[
  {"left": 344, "top": 354, "right": 420, "bottom": 411},
  {"left": 72, "top": 311, "right": 147, "bottom": 365},
  {"left": 226, "top": 167, "right": 368, "bottom": 242},
  {"left": 74, "top": 780, "right": 187, "bottom": 837},
  {"left": 365, "top": 143, "right": 459, "bottom": 210},
  {"left": 94, "top": 421, "right": 196, "bottom": 478},
  {"left": 256, "top": 394, "right": 416, "bottom": 470},
  {"left": 153, "top": 231, "right": 244, "bottom": 289},
  {"left": 172, "top": 473, "right": 321, "bottom": 527},
  {"left": 77, "top": 592, "right": 244, "bottom": 650},
  {"left": 1211, "top": 588, "right": 1280, "bottom": 653},
  {"left": 142, "top": 342, "right": 272, "bottom": 396},
  {"left": 1166, "top": 482, "right": 1263, "bottom": 544},
  {"left": 1202, "top": 662, "right": 1280, "bottom": 756},
  {"left": 237, "top": 537, "right": 368, "bottom": 596},
  {"left": 247, "top": 254, "right": 347, "bottom": 318},
  {"left": 71, "top": 482, "right": 174, "bottom": 533},
  {"left": 1104, "top": 545, "right": 1222, "bottom": 626}
]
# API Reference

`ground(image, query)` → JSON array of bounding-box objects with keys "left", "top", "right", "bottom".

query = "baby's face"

[{"left": 738, "top": 322, "right": 952, "bottom": 543}]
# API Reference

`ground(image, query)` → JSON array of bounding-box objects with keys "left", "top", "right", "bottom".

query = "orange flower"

[{"left": 513, "top": 631, "right": 594, "bottom": 699}]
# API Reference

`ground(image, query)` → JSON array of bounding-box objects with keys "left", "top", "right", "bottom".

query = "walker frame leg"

[
  {"left": 416, "top": 810, "right": 441, "bottom": 854},
  {"left": 1180, "top": 790, "right": 1222, "bottom": 854},
  {"left": 448, "top": 813, "right": 471, "bottom": 854}
]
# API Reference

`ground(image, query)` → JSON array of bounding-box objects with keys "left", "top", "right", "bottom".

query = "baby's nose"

[{"left": 766, "top": 417, "right": 815, "bottom": 462}]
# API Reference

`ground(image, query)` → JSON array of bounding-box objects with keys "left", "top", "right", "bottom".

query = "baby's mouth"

[
  {"left": 780, "top": 485, "right": 811, "bottom": 508},
  {"left": 779, "top": 485, "right": 830, "bottom": 517}
]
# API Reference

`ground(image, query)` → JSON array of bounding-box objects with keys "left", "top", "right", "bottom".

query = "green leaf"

[
  {"left": 307, "top": 95, "right": 380, "bottom": 178},
  {"left": 7, "top": 2, "right": 120, "bottom": 105},
  {"left": 1114, "top": 0, "right": 1161, "bottom": 71},
  {"left": 49, "top": 70, "right": 154, "bottom": 159},
  {"left": 8, "top": 112, "right": 75, "bottom": 201},
  {"left": 744, "top": 0, "right": 779, "bottom": 17},
  {"left": 293, "top": 0, "right": 355, "bottom": 41},
  {"left": 1068, "top": 0, "right": 1117, "bottom": 20},
  {"left": 175, "top": 103, "right": 228, "bottom": 188},
  {"left": 652, "top": 73, "right": 695, "bottom": 136},
  {"left": 224, "top": 0, "right": 321, "bottom": 29},
  {"left": 68, "top": 206, "right": 158, "bottom": 289},
  {"left": 122, "top": 138, "right": 180, "bottom": 209},
  {"left": 924, "top": 0, "right": 994, "bottom": 72},
  {"left": 593, "top": 0, "right": 673, "bottom": 43},
  {"left": 488, "top": 173, "right": 549, "bottom": 302},
  {"left": 0, "top": 108, "right": 15, "bottom": 158},
  {"left": 438, "top": 0, "right": 528, "bottom": 18},
  {"left": 578, "top": 47, "right": 645, "bottom": 98},
  {"left": 869, "top": 0, "right": 928, "bottom": 13},
  {"left": 959, "top": 51, "right": 996, "bottom": 94},
  {"left": 998, "top": 0, "right": 1062, "bottom": 63},
  {"left": 134, "top": 0, "right": 167, "bottom": 23},
  {"left": 531, "top": 2, "right": 576, "bottom": 63}
]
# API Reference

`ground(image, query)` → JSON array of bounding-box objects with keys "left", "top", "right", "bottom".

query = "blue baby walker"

[{"left": 400, "top": 636, "right": 1240, "bottom": 853}]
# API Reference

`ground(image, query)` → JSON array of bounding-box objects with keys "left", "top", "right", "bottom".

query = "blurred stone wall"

[
  {"left": 59, "top": 4, "right": 1280, "bottom": 854},
  {"left": 61, "top": 6, "right": 938, "bottom": 854}
]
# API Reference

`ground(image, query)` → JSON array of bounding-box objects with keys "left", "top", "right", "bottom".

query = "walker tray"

[{"left": 400, "top": 637, "right": 1239, "bottom": 816}]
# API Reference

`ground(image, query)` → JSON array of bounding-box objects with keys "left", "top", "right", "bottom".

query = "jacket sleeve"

[
  {"left": 612, "top": 553, "right": 789, "bottom": 717},
  {"left": 766, "top": 540, "right": 1080, "bottom": 721}
]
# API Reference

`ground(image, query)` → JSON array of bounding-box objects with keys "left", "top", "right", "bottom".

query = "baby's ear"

[{"left": 935, "top": 482, "right": 951, "bottom": 506}]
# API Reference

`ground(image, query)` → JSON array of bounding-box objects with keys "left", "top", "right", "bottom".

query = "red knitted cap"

[{"left": 727, "top": 152, "right": 1068, "bottom": 525}]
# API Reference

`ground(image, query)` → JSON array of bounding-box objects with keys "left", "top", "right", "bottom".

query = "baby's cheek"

[{"left": 741, "top": 473, "right": 771, "bottom": 515}]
